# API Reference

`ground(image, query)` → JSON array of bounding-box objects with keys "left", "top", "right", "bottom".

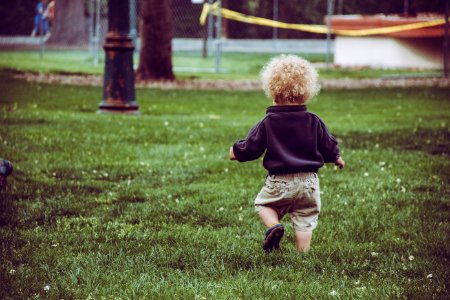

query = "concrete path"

[
  {"left": 13, "top": 72, "right": 450, "bottom": 90},
  {"left": 0, "top": 36, "right": 333, "bottom": 54}
]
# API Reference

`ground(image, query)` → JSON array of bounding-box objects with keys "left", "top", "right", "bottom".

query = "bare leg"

[
  {"left": 259, "top": 207, "right": 284, "bottom": 252},
  {"left": 258, "top": 207, "right": 280, "bottom": 227},
  {"left": 295, "top": 231, "right": 313, "bottom": 252}
]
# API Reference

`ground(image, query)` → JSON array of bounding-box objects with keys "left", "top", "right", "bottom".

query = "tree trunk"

[
  {"left": 48, "top": 0, "right": 88, "bottom": 45},
  {"left": 137, "top": 0, "right": 175, "bottom": 81}
]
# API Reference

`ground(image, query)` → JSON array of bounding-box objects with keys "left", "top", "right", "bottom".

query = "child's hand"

[
  {"left": 229, "top": 146, "right": 236, "bottom": 160},
  {"left": 335, "top": 157, "right": 345, "bottom": 169}
]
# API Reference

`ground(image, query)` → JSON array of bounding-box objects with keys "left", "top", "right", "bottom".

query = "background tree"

[
  {"left": 48, "top": 0, "right": 89, "bottom": 45},
  {"left": 137, "top": 0, "right": 175, "bottom": 81}
]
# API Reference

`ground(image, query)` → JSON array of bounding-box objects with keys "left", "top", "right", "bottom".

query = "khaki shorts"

[{"left": 255, "top": 172, "right": 321, "bottom": 232}]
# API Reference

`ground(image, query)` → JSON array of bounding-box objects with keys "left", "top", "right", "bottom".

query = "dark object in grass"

[
  {"left": 0, "top": 159, "right": 13, "bottom": 191},
  {"left": 263, "top": 224, "right": 284, "bottom": 252}
]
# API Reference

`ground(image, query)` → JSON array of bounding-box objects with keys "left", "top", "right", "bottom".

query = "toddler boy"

[{"left": 229, "top": 55, "right": 345, "bottom": 253}]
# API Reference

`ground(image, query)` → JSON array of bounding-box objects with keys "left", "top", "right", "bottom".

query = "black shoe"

[
  {"left": 0, "top": 160, "right": 13, "bottom": 191},
  {"left": 263, "top": 224, "right": 284, "bottom": 252},
  {"left": 0, "top": 160, "right": 13, "bottom": 177}
]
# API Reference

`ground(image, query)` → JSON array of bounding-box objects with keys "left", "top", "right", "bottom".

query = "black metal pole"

[
  {"left": 444, "top": 0, "right": 449, "bottom": 78},
  {"left": 202, "top": 0, "right": 208, "bottom": 58},
  {"left": 98, "top": 0, "right": 139, "bottom": 114},
  {"left": 326, "top": 0, "right": 334, "bottom": 70}
]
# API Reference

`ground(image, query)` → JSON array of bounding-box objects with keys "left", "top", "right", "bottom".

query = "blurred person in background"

[
  {"left": 31, "top": 0, "right": 50, "bottom": 39},
  {"left": 45, "top": 0, "right": 55, "bottom": 32}
]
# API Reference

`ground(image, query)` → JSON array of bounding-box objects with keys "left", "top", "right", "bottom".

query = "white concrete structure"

[
  {"left": 331, "top": 15, "right": 445, "bottom": 69},
  {"left": 334, "top": 36, "right": 442, "bottom": 68}
]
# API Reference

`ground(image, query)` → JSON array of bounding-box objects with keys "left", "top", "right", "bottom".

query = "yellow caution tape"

[{"left": 200, "top": 2, "right": 445, "bottom": 36}]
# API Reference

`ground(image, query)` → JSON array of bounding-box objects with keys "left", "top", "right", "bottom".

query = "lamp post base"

[
  {"left": 99, "top": 31, "right": 139, "bottom": 114},
  {"left": 97, "top": 100, "right": 140, "bottom": 115}
]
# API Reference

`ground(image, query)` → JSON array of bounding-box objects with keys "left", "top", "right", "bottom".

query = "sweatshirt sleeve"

[
  {"left": 317, "top": 120, "right": 340, "bottom": 163},
  {"left": 233, "top": 121, "right": 267, "bottom": 162}
]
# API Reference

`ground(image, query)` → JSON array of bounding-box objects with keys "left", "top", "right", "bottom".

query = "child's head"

[{"left": 260, "top": 54, "right": 320, "bottom": 105}]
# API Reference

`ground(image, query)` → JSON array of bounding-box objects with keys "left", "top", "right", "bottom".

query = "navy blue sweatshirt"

[{"left": 233, "top": 105, "right": 340, "bottom": 175}]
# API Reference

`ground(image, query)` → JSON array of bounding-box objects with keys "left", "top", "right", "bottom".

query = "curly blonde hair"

[{"left": 260, "top": 54, "right": 320, "bottom": 104}]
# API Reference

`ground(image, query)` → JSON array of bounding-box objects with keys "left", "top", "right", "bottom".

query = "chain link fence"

[
  {"left": 0, "top": 0, "right": 330, "bottom": 72},
  {"left": 84, "top": 0, "right": 305, "bottom": 72}
]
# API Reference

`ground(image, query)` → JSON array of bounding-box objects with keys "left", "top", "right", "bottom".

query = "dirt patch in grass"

[{"left": 13, "top": 71, "right": 450, "bottom": 90}]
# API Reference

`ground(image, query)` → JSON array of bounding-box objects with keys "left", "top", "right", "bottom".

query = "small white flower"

[
  {"left": 224, "top": 168, "right": 229, "bottom": 173},
  {"left": 52, "top": 172, "right": 56, "bottom": 177},
  {"left": 43, "top": 285, "right": 51, "bottom": 291},
  {"left": 164, "top": 121, "right": 169, "bottom": 126},
  {"left": 408, "top": 255, "right": 414, "bottom": 261},
  {"left": 379, "top": 161, "right": 386, "bottom": 166},
  {"left": 208, "top": 114, "right": 221, "bottom": 120},
  {"left": 427, "top": 273, "right": 433, "bottom": 279},
  {"left": 218, "top": 207, "right": 224, "bottom": 212},
  {"left": 371, "top": 252, "right": 379, "bottom": 257},
  {"left": 329, "top": 290, "right": 338, "bottom": 296},
  {"left": 401, "top": 186, "right": 406, "bottom": 193},
  {"left": 364, "top": 172, "right": 369, "bottom": 177},
  {"left": 9, "top": 269, "right": 16, "bottom": 275},
  {"left": 396, "top": 178, "right": 401, "bottom": 184}
]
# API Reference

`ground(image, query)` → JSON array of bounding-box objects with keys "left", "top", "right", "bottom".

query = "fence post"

[
  {"left": 130, "top": 0, "right": 137, "bottom": 55},
  {"left": 272, "top": 0, "right": 278, "bottom": 52},
  {"left": 326, "top": 0, "right": 334, "bottom": 70},
  {"left": 39, "top": 19, "right": 44, "bottom": 59},
  {"left": 444, "top": 0, "right": 449, "bottom": 78},
  {"left": 214, "top": 0, "right": 222, "bottom": 72},
  {"left": 94, "top": 0, "right": 101, "bottom": 66},
  {"left": 88, "top": 0, "right": 94, "bottom": 55},
  {"left": 207, "top": 0, "right": 214, "bottom": 57}
]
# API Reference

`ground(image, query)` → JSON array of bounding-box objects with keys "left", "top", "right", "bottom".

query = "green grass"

[
  {"left": 0, "top": 70, "right": 449, "bottom": 299},
  {"left": 0, "top": 50, "right": 441, "bottom": 80}
]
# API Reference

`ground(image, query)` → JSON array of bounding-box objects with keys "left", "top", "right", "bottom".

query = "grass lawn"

[
  {"left": 0, "top": 50, "right": 442, "bottom": 80},
  {"left": 0, "top": 70, "right": 449, "bottom": 299}
]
